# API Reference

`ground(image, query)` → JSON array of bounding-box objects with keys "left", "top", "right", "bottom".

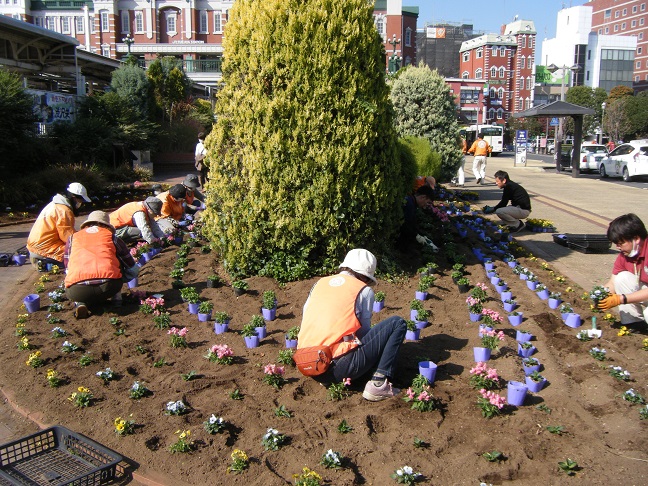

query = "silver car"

[
  {"left": 599, "top": 140, "right": 648, "bottom": 182},
  {"left": 561, "top": 144, "right": 608, "bottom": 172}
]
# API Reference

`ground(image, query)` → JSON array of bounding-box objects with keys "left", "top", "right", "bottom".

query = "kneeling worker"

[
  {"left": 110, "top": 197, "right": 165, "bottom": 244},
  {"left": 65, "top": 211, "right": 139, "bottom": 318},
  {"left": 484, "top": 170, "right": 531, "bottom": 233}
]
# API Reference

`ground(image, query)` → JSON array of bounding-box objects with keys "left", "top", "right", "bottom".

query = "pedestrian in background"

[
  {"left": 195, "top": 132, "right": 208, "bottom": 188},
  {"left": 468, "top": 133, "right": 491, "bottom": 185}
]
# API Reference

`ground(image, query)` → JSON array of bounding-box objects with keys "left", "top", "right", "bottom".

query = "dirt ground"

[{"left": 2, "top": 219, "right": 647, "bottom": 485}]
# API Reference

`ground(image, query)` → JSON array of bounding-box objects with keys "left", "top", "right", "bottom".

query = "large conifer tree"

[{"left": 203, "top": 0, "right": 409, "bottom": 281}]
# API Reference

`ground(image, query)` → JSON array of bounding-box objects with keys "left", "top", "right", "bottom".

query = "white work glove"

[{"left": 416, "top": 234, "right": 439, "bottom": 252}]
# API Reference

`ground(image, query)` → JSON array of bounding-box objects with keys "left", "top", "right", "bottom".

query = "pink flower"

[
  {"left": 405, "top": 387, "right": 415, "bottom": 399},
  {"left": 485, "top": 369, "right": 499, "bottom": 380},
  {"left": 476, "top": 283, "right": 489, "bottom": 291},
  {"left": 168, "top": 327, "right": 187, "bottom": 336},
  {"left": 130, "top": 248, "right": 138, "bottom": 257},
  {"left": 470, "top": 362, "right": 487, "bottom": 375},
  {"left": 343, "top": 378, "right": 351, "bottom": 386},
  {"left": 417, "top": 391, "right": 431, "bottom": 402},
  {"left": 210, "top": 344, "right": 233, "bottom": 359},
  {"left": 134, "top": 181, "right": 142, "bottom": 188},
  {"left": 264, "top": 364, "right": 284, "bottom": 376},
  {"left": 178, "top": 327, "right": 188, "bottom": 337}
]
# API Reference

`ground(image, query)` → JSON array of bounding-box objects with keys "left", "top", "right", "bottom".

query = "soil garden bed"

[{"left": 2, "top": 199, "right": 647, "bottom": 485}]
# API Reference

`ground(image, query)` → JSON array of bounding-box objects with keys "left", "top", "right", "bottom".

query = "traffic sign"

[{"left": 550, "top": 117, "right": 559, "bottom": 126}]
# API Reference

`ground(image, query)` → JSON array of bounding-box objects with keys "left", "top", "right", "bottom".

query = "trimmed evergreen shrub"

[{"left": 203, "top": 0, "right": 410, "bottom": 281}]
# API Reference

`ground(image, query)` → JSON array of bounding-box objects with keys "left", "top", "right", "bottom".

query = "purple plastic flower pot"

[
  {"left": 405, "top": 329, "right": 421, "bottom": 341},
  {"left": 410, "top": 309, "right": 419, "bottom": 320},
  {"left": 508, "top": 261, "right": 517, "bottom": 268},
  {"left": 508, "top": 313, "right": 524, "bottom": 326},
  {"left": 473, "top": 346, "right": 491, "bottom": 362},
  {"left": 13, "top": 254, "right": 26, "bottom": 266},
  {"left": 418, "top": 361, "right": 438, "bottom": 384},
  {"left": 484, "top": 262, "right": 494, "bottom": 271},
  {"left": 500, "top": 291, "right": 513, "bottom": 302},
  {"left": 548, "top": 298, "right": 562, "bottom": 309},
  {"left": 469, "top": 312, "right": 483, "bottom": 322},
  {"left": 415, "top": 320, "right": 428, "bottom": 330},
  {"left": 244, "top": 335, "right": 259, "bottom": 348},
  {"left": 490, "top": 276, "right": 501, "bottom": 286},
  {"left": 141, "top": 252, "right": 151, "bottom": 263},
  {"left": 495, "top": 284, "right": 507, "bottom": 293},
  {"left": 373, "top": 301, "right": 385, "bottom": 312},
  {"left": 564, "top": 313, "right": 582, "bottom": 328},
  {"left": 255, "top": 326, "right": 267, "bottom": 339},
  {"left": 517, "top": 343, "right": 536, "bottom": 358},
  {"left": 526, "top": 280, "right": 537, "bottom": 290},
  {"left": 198, "top": 312, "right": 211, "bottom": 322},
  {"left": 486, "top": 270, "right": 497, "bottom": 279},
  {"left": 188, "top": 302, "right": 199, "bottom": 314},
  {"left": 503, "top": 302, "right": 516, "bottom": 313},
  {"left": 478, "top": 325, "right": 493, "bottom": 338},
  {"left": 525, "top": 376, "right": 546, "bottom": 393},
  {"left": 214, "top": 322, "right": 229, "bottom": 335},
  {"left": 561, "top": 312, "right": 571, "bottom": 321},
  {"left": 507, "top": 380, "right": 528, "bottom": 406},
  {"left": 520, "top": 273, "right": 528, "bottom": 281},
  {"left": 523, "top": 361, "right": 541, "bottom": 375},
  {"left": 415, "top": 291, "right": 428, "bottom": 301},
  {"left": 127, "top": 278, "right": 138, "bottom": 289},
  {"left": 285, "top": 338, "right": 298, "bottom": 348},
  {"left": 536, "top": 289, "right": 550, "bottom": 300},
  {"left": 23, "top": 294, "right": 40, "bottom": 314},
  {"left": 516, "top": 330, "right": 532, "bottom": 342},
  {"left": 261, "top": 307, "right": 276, "bottom": 321}
]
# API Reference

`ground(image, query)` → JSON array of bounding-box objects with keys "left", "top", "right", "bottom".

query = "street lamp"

[
  {"left": 600, "top": 101, "right": 607, "bottom": 144},
  {"left": 122, "top": 34, "right": 135, "bottom": 55},
  {"left": 387, "top": 34, "right": 401, "bottom": 74},
  {"left": 547, "top": 63, "right": 581, "bottom": 172}
]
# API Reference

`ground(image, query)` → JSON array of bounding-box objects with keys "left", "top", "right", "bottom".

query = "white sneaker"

[{"left": 362, "top": 380, "right": 400, "bottom": 401}]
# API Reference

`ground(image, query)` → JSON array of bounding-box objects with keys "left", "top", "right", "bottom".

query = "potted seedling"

[
  {"left": 206, "top": 274, "right": 222, "bottom": 288},
  {"left": 285, "top": 326, "right": 300, "bottom": 348},
  {"left": 262, "top": 290, "right": 277, "bottom": 321},
  {"left": 414, "top": 308, "right": 431, "bottom": 330},
  {"left": 241, "top": 322, "right": 259, "bottom": 348},
  {"left": 198, "top": 301, "right": 213, "bottom": 322},
  {"left": 232, "top": 279, "right": 249, "bottom": 297},
  {"left": 457, "top": 277, "right": 470, "bottom": 293},
  {"left": 405, "top": 320, "right": 420, "bottom": 341},
  {"left": 410, "top": 299, "right": 424, "bottom": 320},
  {"left": 213, "top": 311, "right": 231, "bottom": 335},
  {"left": 250, "top": 314, "right": 266, "bottom": 339},
  {"left": 373, "top": 291, "right": 386, "bottom": 312}
]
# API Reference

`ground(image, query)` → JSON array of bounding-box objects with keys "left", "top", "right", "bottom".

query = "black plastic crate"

[
  {"left": 0, "top": 426, "right": 122, "bottom": 485},
  {"left": 553, "top": 234, "right": 611, "bottom": 253}
]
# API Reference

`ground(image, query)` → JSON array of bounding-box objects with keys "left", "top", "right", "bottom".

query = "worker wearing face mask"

[{"left": 598, "top": 213, "right": 648, "bottom": 326}]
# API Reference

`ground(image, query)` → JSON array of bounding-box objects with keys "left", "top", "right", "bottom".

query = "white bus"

[{"left": 462, "top": 124, "right": 504, "bottom": 156}]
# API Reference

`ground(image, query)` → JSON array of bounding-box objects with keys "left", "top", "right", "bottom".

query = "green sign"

[{"left": 536, "top": 65, "right": 570, "bottom": 86}]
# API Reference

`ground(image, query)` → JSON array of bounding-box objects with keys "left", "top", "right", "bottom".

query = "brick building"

[
  {"left": 459, "top": 20, "right": 536, "bottom": 124},
  {"left": 1, "top": 0, "right": 418, "bottom": 87},
  {"left": 417, "top": 23, "right": 481, "bottom": 78}
]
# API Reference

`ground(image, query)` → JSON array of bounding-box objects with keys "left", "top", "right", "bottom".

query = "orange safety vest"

[
  {"left": 64, "top": 226, "right": 121, "bottom": 287},
  {"left": 469, "top": 139, "right": 491, "bottom": 156},
  {"left": 26, "top": 198, "right": 75, "bottom": 262},
  {"left": 413, "top": 176, "right": 427, "bottom": 192},
  {"left": 110, "top": 201, "right": 148, "bottom": 228},
  {"left": 298, "top": 274, "right": 366, "bottom": 359},
  {"left": 156, "top": 191, "right": 184, "bottom": 221}
]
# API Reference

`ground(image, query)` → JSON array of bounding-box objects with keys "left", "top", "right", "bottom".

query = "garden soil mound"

[{"left": 2, "top": 242, "right": 647, "bottom": 485}]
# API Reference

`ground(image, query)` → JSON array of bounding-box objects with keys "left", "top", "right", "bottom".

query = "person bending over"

[
  {"left": 297, "top": 249, "right": 407, "bottom": 401},
  {"left": 598, "top": 213, "right": 648, "bottom": 325},
  {"left": 484, "top": 170, "right": 531, "bottom": 233}
]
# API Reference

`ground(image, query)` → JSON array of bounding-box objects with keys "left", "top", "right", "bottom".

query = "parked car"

[
  {"left": 560, "top": 143, "right": 608, "bottom": 172},
  {"left": 547, "top": 142, "right": 555, "bottom": 154},
  {"left": 599, "top": 140, "right": 648, "bottom": 182}
]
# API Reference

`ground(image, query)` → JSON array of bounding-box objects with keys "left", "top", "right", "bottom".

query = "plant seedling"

[
  {"left": 413, "top": 437, "right": 428, "bottom": 449},
  {"left": 181, "top": 370, "right": 197, "bottom": 381},
  {"left": 274, "top": 405, "right": 291, "bottom": 418},
  {"left": 536, "top": 404, "right": 552, "bottom": 414},
  {"left": 546, "top": 425, "right": 565, "bottom": 435},
  {"left": 337, "top": 419, "right": 353, "bottom": 434},
  {"left": 153, "top": 357, "right": 167, "bottom": 368},
  {"left": 230, "top": 388, "right": 243, "bottom": 400},
  {"left": 558, "top": 458, "right": 578, "bottom": 476},
  {"left": 482, "top": 451, "right": 503, "bottom": 462}
]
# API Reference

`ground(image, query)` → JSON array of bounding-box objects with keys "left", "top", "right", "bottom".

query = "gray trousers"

[{"left": 495, "top": 206, "right": 530, "bottom": 227}]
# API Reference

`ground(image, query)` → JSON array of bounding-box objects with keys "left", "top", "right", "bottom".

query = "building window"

[
  {"left": 604, "top": 9, "right": 611, "bottom": 18},
  {"left": 499, "top": 66, "right": 505, "bottom": 78},
  {"left": 61, "top": 16, "right": 71, "bottom": 33},
  {"left": 100, "top": 10, "right": 109, "bottom": 32},
  {"left": 639, "top": 47, "right": 643, "bottom": 54},
  {"left": 637, "top": 61, "right": 641, "bottom": 68},
  {"left": 521, "top": 36, "right": 526, "bottom": 48},
  {"left": 101, "top": 45, "right": 110, "bottom": 57},
  {"left": 500, "top": 46, "right": 505, "bottom": 56},
  {"left": 622, "top": 22, "right": 626, "bottom": 30},
  {"left": 498, "top": 87, "right": 504, "bottom": 99},
  {"left": 641, "top": 32, "right": 645, "bottom": 40},
  {"left": 605, "top": 27, "right": 609, "bottom": 33},
  {"left": 75, "top": 16, "right": 84, "bottom": 33},
  {"left": 598, "top": 28, "right": 602, "bottom": 34},
  {"left": 497, "top": 108, "right": 504, "bottom": 119},
  {"left": 45, "top": 17, "right": 55, "bottom": 31},
  {"left": 518, "top": 97, "right": 523, "bottom": 110},
  {"left": 121, "top": 12, "right": 129, "bottom": 33},
  {"left": 527, "top": 57, "right": 532, "bottom": 69},
  {"left": 643, "top": 4, "right": 646, "bottom": 12},
  {"left": 135, "top": 11, "right": 143, "bottom": 33},
  {"left": 199, "top": 11, "right": 208, "bottom": 33},
  {"left": 641, "top": 18, "right": 645, "bottom": 25},
  {"left": 529, "top": 37, "right": 534, "bottom": 48},
  {"left": 623, "top": 8, "right": 627, "bottom": 16},
  {"left": 375, "top": 15, "right": 385, "bottom": 38},
  {"left": 520, "top": 54, "right": 525, "bottom": 68},
  {"left": 492, "top": 46, "right": 498, "bottom": 57},
  {"left": 632, "top": 20, "right": 637, "bottom": 27},
  {"left": 405, "top": 27, "right": 412, "bottom": 47},
  {"left": 633, "top": 5, "right": 637, "bottom": 13},
  {"left": 615, "top": 10, "right": 620, "bottom": 18},
  {"left": 475, "top": 68, "right": 482, "bottom": 79},
  {"left": 614, "top": 25, "right": 619, "bottom": 32},
  {"left": 526, "top": 77, "right": 532, "bottom": 90},
  {"left": 462, "top": 71, "right": 469, "bottom": 79},
  {"left": 491, "top": 66, "right": 497, "bottom": 78},
  {"left": 476, "top": 47, "right": 483, "bottom": 58},
  {"left": 167, "top": 12, "right": 177, "bottom": 34},
  {"left": 35, "top": 17, "right": 43, "bottom": 28},
  {"left": 525, "top": 97, "right": 531, "bottom": 110},
  {"left": 636, "top": 75, "right": 640, "bottom": 82},
  {"left": 462, "top": 51, "right": 470, "bottom": 62},
  {"left": 488, "top": 108, "right": 496, "bottom": 120},
  {"left": 214, "top": 10, "right": 222, "bottom": 33},
  {"left": 489, "top": 88, "right": 496, "bottom": 98}
]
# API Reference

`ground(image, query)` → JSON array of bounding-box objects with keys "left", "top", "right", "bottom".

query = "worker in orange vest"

[
  {"left": 468, "top": 134, "right": 491, "bottom": 184},
  {"left": 110, "top": 197, "right": 165, "bottom": 244}
]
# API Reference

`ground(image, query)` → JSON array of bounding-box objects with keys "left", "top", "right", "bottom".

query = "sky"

[{"left": 409, "top": 0, "right": 588, "bottom": 60}]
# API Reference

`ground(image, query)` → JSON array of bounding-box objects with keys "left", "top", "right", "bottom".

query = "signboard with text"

[
  {"left": 26, "top": 90, "right": 76, "bottom": 125},
  {"left": 515, "top": 130, "right": 528, "bottom": 166}
]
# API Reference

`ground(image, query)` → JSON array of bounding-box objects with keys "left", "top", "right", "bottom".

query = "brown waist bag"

[{"left": 293, "top": 346, "right": 333, "bottom": 376}]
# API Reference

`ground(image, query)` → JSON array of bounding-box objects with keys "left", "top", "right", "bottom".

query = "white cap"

[
  {"left": 339, "top": 249, "right": 377, "bottom": 284},
  {"left": 67, "top": 182, "right": 91, "bottom": 203}
]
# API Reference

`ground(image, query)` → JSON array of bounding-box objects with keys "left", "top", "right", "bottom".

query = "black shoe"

[
  {"left": 514, "top": 221, "right": 526, "bottom": 233},
  {"left": 476, "top": 178, "right": 482, "bottom": 185}
]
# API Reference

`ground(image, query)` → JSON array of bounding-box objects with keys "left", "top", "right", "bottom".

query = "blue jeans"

[{"left": 330, "top": 315, "right": 407, "bottom": 382}]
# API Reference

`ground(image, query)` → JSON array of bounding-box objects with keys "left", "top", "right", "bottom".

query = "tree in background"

[
  {"left": 147, "top": 57, "right": 192, "bottom": 124},
  {"left": 607, "top": 85, "right": 634, "bottom": 102},
  {"left": 623, "top": 91, "right": 648, "bottom": 139},
  {"left": 203, "top": 0, "right": 409, "bottom": 281},
  {"left": 0, "top": 71, "right": 37, "bottom": 173},
  {"left": 110, "top": 63, "right": 152, "bottom": 119},
  {"left": 603, "top": 97, "right": 632, "bottom": 143},
  {"left": 390, "top": 65, "right": 462, "bottom": 181},
  {"left": 564, "top": 86, "right": 607, "bottom": 137}
]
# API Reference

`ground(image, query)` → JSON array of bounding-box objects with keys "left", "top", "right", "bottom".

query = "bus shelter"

[{"left": 513, "top": 101, "right": 595, "bottom": 178}]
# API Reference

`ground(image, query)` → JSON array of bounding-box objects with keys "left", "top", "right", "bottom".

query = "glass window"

[
  {"left": 633, "top": 5, "right": 637, "bottom": 13},
  {"left": 500, "top": 46, "right": 505, "bottom": 56},
  {"left": 527, "top": 57, "right": 532, "bottom": 69},
  {"left": 462, "top": 71, "right": 469, "bottom": 79},
  {"left": 490, "top": 66, "right": 497, "bottom": 78},
  {"left": 375, "top": 16, "right": 384, "bottom": 37},
  {"left": 35, "top": 17, "right": 44, "bottom": 28},
  {"left": 200, "top": 11, "right": 208, "bottom": 33},
  {"left": 598, "top": 28, "right": 603, "bottom": 34},
  {"left": 101, "top": 11, "right": 109, "bottom": 32},
  {"left": 463, "top": 51, "right": 470, "bottom": 62},
  {"left": 615, "top": 10, "right": 620, "bottom": 18},
  {"left": 639, "top": 47, "right": 643, "bottom": 54},
  {"left": 605, "top": 27, "right": 609, "bottom": 33},
  {"left": 101, "top": 45, "right": 110, "bottom": 57},
  {"left": 75, "top": 16, "right": 84, "bottom": 33},
  {"left": 135, "top": 11, "right": 143, "bottom": 33},
  {"left": 614, "top": 24, "right": 619, "bottom": 32},
  {"left": 641, "top": 18, "right": 645, "bottom": 25},
  {"left": 498, "top": 88, "right": 504, "bottom": 99},
  {"left": 476, "top": 48, "right": 483, "bottom": 58},
  {"left": 521, "top": 36, "right": 526, "bottom": 48},
  {"left": 61, "top": 16, "right": 70, "bottom": 33},
  {"left": 497, "top": 108, "right": 503, "bottom": 119},
  {"left": 475, "top": 68, "right": 482, "bottom": 79},
  {"left": 526, "top": 77, "right": 532, "bottom": 90},
  {"left": 641, "top": 33, "right": 645, "bottom": 40},
  {"left": 492, "top": 46, "right": 498, "bottom": 57},
  {"left": 637, "top": 61, "right": 641, "bottom": 68},
  {"left": 489, "top": 88, "right": 496, "bottom": 98},
  {"left": 214, "top": 10, "right": 222, "bottom": 32},
  {"left": 167, "top": 13, "right": 176, "bottom": 33},
  {"left": 405, "top": 27, "right": 412, "bottom": 47},
  {"left": 121, "top": 12, "right": 129, "bottom": 33},
  {"left": 643, "top": 4, "right": 646, "bottom": 12},
  {"left": 632, "top": 20, "right": 636, "bottom": 27},
  {"left": 622, "top": 22, "right": 626, "bottom": 30},
  {"left": 604, "top": 9, "right": 611, "bottom": 18},
  {"left": 45, "top": 17, "right": 55, "bottom": 31},
  {"left": 488, "top": 108, "right": 495, "bottom": 120},
  {"left": 623, "top": 8, "right": 627, "bottom": 15},
  {"left": 525, "top": 97, "right": 531, "bottom": 110},
  {"left": 499, "top": 67, "right": 505, "bottom": 78}
]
